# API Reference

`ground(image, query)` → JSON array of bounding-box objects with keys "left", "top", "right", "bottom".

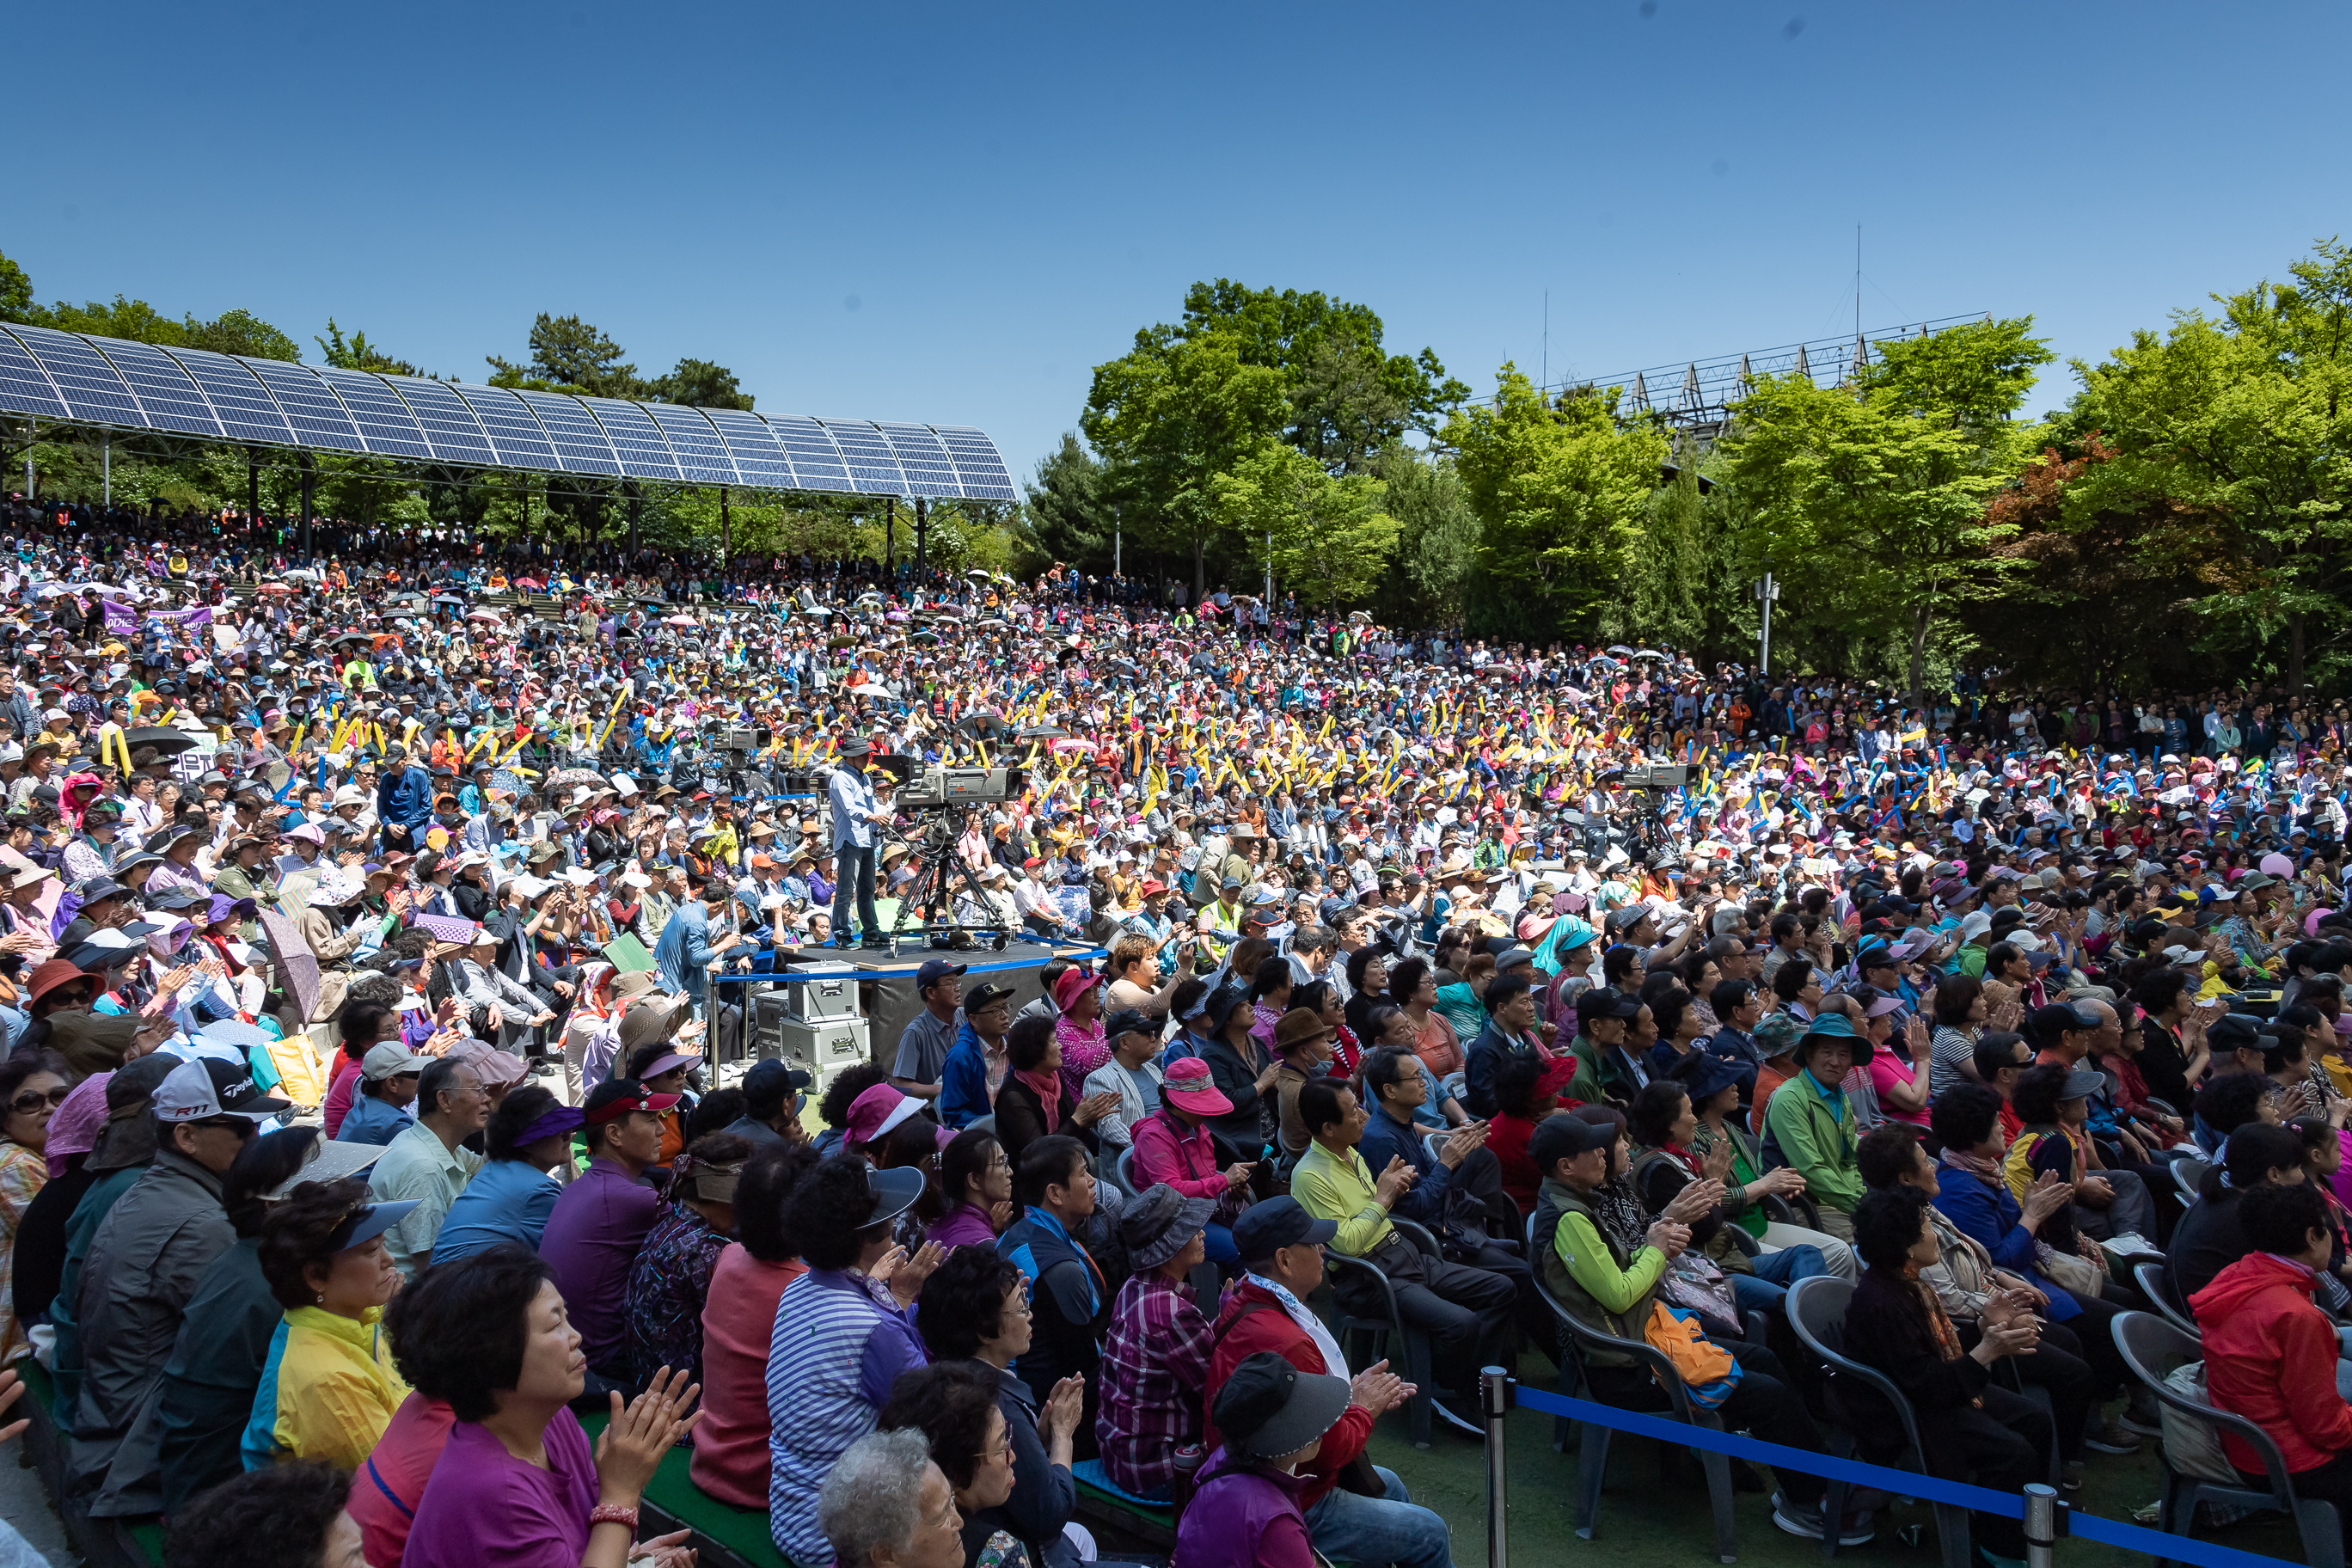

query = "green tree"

[
  {"left": 487, "top": 314, "right": 641, "bottom": 395},
  {"left": 181, "top": 309, "right": 301, "bottom": 362},
  {"left": 649, "top": 358, "right": 753, "bottom": 409},
  {"left": 0, "top": 250, "right": 31, "bottom": 323},
  {"left": 1442, "top": 366, "right": 1668, "bottom": 641},
  {"left": 1022, "top": 433, "right": 1112, "bottom": 573},
  {"left": 1213, "top": 441, "right": 1398, "bottom": 609},
  {"left": 316, "top": 320, "right": 423, "bottom": 376},
  {"left": 1718, "top": 322, "right": 2051, "bottom": 705},
  {"left": 1173, "top": 279, "right": 1467, "bottom": 468},
  {"left": 1370, "top": 446, "right": 1478, "bottom": 627},
  {"left": 1082, "top": 328, "right": 1288, "bottom": 597},
  {"left": 2058, "top": 239, "right": 2352, "bottom": 689},
  {"left": 39, "top": 295, "right": 186, "bottom": 345},
  {"left": 1608, "top": 438, "right": 1707, "bottom": 651}
]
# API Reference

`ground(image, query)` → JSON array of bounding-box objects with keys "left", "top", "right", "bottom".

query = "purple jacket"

[{"left": 1172, "top": 1450, "right": 1314, "bottom": 1568}]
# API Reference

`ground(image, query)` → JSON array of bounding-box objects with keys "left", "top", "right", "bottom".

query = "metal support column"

[
  {"left": 720, "top": 487, "right": 731, "bottom": 592},
  {"left": 628, "top": 487, "right": 640, "bottom": 556},
  {"left": 299, "top": 456, "right": 315, "bottom": 560},
  {"left": 101, "top": 432, "right": 109, "bottom": 508},
  {"left": 1753, "top": 572, "right": 1779, "bottom": 677},
  {"left": 23, "top": 420, "right": 34, "bottom": 501},
  {"left": 915, "top": 496, "right": 928, "bottom": 572},
  {"left": 885, "top": 496, "right": 896, "bottom": 573},
  {"left": 247, "top": 454, "right": 259, "bottom": 527},
  {"left": 1481, "top": 1369, "right": 1511, "bottom": 1568}
]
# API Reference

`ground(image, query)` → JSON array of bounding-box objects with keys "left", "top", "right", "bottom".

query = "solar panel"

[
  {"left": 241, "top": 358, "right": 365, "bottom": 451},
  {"left": 759, "top": 416, "right": 854, "bottom": 492},
  {"left": 450, "top": 385, "right": 558, "bottom": 470},
  {"left": 6, "top": 325, "right": 144, "bottom": 426},
  {"left": 0, "top": 329, "right": 69, "bottom": 420},
  {"left": 935, "top": 425, "right": 1020, "bottom": 500},
  {"left": 83, "top": 340, "right": 223, "bottom": 438},
  {"left": 164, "top": 348, "right": 297, "bottom": 445},
  {"left": 576, "top": 398, "right": 682, "bottom": 483},
  {"left": 701, "top": 407, "right": 797, "bottom": 490},
  {"left": 876, "top": 422, "right": 963, "bottom": 499},
  {"left": 511, "top": 388, "right": 621, "bottom": 476},
  {"left": 379, "top": 376, "right": 496, "bottom": 466},
  {"left": 314, "top": 368, "right": 434, "bottom": 461},
  {"left": 819, "top": 419, "right": 910, "bottom": 495},
  {"left": 643, "top": 404, "right": 738, "bottom": 486},
  {"left": 0, "top": 324, "right": 1016, "bottom": 501}
]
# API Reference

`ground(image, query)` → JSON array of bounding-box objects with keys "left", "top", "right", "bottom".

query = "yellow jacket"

[
  {"left": 1293, "top": 1140, "right": 1395, "bottom": 1258},
  {"left": 270, "top": 1305, "right": 410, "bottom": 1471}
]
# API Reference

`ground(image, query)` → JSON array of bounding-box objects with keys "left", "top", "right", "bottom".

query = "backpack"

[{"left": 1642, "top": 1302, "right": 1743, "bottom": 1408}]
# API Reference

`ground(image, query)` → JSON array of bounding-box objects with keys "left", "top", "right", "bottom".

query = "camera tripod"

[{"left": 882, "top": 803, "right": 1014, "bottom": 951}]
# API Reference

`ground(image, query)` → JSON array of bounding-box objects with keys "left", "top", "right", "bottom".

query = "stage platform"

[{"left": 707, "top": 939, "right": 1108, "bottom": 1088}]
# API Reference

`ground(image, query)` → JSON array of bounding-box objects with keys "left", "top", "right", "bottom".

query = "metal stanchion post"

[
  {"left": 2022, "top": 1482, "right": 2063, "bottom": 1568},
  {"left": 1481, "top": 1367, "right": 1512, "bottom": 1568}
]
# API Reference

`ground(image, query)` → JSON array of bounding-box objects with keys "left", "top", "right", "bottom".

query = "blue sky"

[{"left": 9, "top": 2, "right": 2349, "bottom": 481}]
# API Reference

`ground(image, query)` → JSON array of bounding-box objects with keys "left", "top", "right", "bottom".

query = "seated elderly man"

[
  {"left": 1761, "top": 1013, "right": 1867, "bottom": 1240},
  {"left": 1290, "top": 1075, "right": 1516, "bottom": 1427}
]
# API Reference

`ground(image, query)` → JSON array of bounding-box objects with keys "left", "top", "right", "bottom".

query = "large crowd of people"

[{"left": 0, "top": 501, "right": 2349, "bottom": 1568}]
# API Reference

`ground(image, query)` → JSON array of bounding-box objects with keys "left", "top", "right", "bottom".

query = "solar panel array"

[{"left": 0, "top": 323, "right": 1018, "bottom": 502}]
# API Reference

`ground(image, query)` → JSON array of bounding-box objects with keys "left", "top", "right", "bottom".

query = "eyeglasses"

[{"left": 9, "top": 1086, "right": 67, "bottom": 1115}]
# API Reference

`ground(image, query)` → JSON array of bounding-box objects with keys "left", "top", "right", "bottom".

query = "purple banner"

[{"left": 101, "top": 601, "right": 211, "bottom": 635}]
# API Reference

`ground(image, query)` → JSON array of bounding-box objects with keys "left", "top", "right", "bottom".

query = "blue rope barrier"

[{"left": 1510, "top": 1382, "right": 2309, "bottom": 1568}]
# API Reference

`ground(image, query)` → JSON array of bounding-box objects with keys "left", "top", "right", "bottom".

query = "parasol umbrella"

[
  {"left": 330, "top": 631, "right": 372, "bottom": 647},
  {"left": 466, "top": 609, "right": 504, "bottom": 623},
  {"left": 908, "top": 630, "right": 940, "bottom": 645},
  {"left": 547, "top": 768, "right": 607, "bottom": 790},
  {"left": 432, "top": 593, "right": 468, "bottom": 606},
  {"left": 1017, "top": 725, "right": 1069, "bottom": 740},
  {"left": 1606, "top": 645, "right": 1636, "bottom": 656},
  {"left": 884, "top": 609, "right": 910, "bottom": 623},
  {"left": 663, "top": 615, "right": 699, "bottom": 628},
  {"left": 965, "top": 567, "right": 990, "bottom": 579},
  {"left": 254, "top": 583, "right": 296, "bottom": 597},
  {"left": 1632, "top": 649, "right": 1665, "bottom": 661},
  {"left": 124, "top": 726, "right": 199, "bottom": 755},
  {"left": 1050, "top": 738, "right": 1093, "bottom": 755},
  {"left": 855, "top": 591, "right": 885, "bottom": 606},
  {"left": 258, "top": 910, "right": 318, "bottom": 1027}
]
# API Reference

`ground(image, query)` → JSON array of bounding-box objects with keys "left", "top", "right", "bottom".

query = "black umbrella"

[{"left": 123, "top": 725, "right": 199, "bottom": 756}]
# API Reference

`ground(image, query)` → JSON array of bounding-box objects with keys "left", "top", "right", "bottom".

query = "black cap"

[
  {"left": 2208, "top": 1013, "right": 2279, "bottom": 1056},
  {"left": 1529, "top": 1112, "right": 1617, "bottom": 1173},
  {"left": 1211, "top": 1351, "right": 1352, "bottom": 1460},
  {"left": 1230, "top": 1196, "right": 1338, "bottom": 1264}
]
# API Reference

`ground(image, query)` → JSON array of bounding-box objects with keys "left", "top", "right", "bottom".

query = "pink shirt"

[
  {"left": 322, "top": 1055, "right": 364, "bottom": 1137},
  {"left": 1867, "top": 1052, "right": 1931, "bottom": 1127},
  {"left": 689, "top": 1244, "right": 804, "bottom": 1510}
]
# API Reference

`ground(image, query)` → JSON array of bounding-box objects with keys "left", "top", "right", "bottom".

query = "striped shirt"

[{"left": 766, "top": 1268, "right": 928, "bottom": 1564}]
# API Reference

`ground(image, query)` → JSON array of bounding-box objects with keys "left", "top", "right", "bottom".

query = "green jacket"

[
  {"left": 1763, "top": 1069, "right": 1865, "bottom": 1213},
  {"left": 1530, "top": 1174, "right": 1663, "bottom": 1368}
]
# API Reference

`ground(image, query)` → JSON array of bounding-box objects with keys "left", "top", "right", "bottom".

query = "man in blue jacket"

[{"left": 374, "top": 743, "right": 436, "bottom": 852}]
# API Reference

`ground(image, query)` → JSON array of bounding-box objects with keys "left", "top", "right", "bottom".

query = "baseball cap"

[
  {"left": 964, "top": 982, "right": 1017, "bottom": 1012},
  {"left": 1231, "top": 1196, "right": 1338, "bottom": 1263},
  {"left": 846, "top": 1082, "right": 924, "bottom": 1146},
  {"left": 916, "top": 959, "right": 967, "bottom": 989},
  {"left": 153, "top": 1057, "right": 290, "bottom": 1124},
  {"left": 1528, "top": 1113, "right": 1616, "bottom": 1172},
  {"left": 584, "top": 1078, "right": 683, "bottom": 1124},
  {"left": 1213, "top": 1351, "right": 1352, "bottom": 1461},
  {"left": 361, "top": 1043, "right": 430, "bottom": 1081}
]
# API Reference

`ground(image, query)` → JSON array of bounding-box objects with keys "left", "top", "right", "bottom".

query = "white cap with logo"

[{"left": 152, "top": 1057, "right": 291, "bottom": 1123}]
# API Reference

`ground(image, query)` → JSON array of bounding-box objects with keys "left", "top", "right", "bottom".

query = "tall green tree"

[
  {"left": 1371, "top": 446, "right": 1479, "bottom": 627},
  {"left": 1213, "top": 441, "right": 1398, "bottom": 609},
  {"left": 1082, "top": 328, "right": 1287, "bottom": 597},
  {"left": 2058, "top": 239, "right": 2352, "bottom": 689},
  {"left": 1021, "top": 434, "right": 1112, "bottom": 573},
  {"left": 648, "top": 358, "right": 753, "bottom": 409},
  {"left": 181, "top": 309, "right": 301, "bottom": 362},
  {"left": 1608, "top": 438, "right": 1707, "bottom": 651},
  {"left": 317, "top": 320, "right": 422, "bottom": 376},
  {"left": 0, "top": 251, "right": 31, "bottom": 323},
  {"left": 1718, "top": 316, "right": 2050, "bottom": 701},
  {"left": 1442, "top": 367, "right": 1668, "bottom": 641},
  {"left": 487, "top": 314, "right": 640, "bottom": 395}
]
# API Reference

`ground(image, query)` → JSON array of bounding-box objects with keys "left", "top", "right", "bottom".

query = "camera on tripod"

[
  {"left": 714, "top": 726, "right": 772, "bottom": 754},
  {"left": 892, "top": 763, "right": 1028, "bottom": 811},
  {"left": 1619, "top": 764, "right": 1692, "bottom": 791}
]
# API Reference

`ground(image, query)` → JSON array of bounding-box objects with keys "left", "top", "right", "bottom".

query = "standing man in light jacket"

[
  {"left": 827, "top": 738, "right": 891, "bottom": 948},
  {"left": 72, "top": 1057, "right": 289, "bottom": 1517}
]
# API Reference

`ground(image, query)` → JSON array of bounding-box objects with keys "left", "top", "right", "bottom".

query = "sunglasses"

[{"left": 9, "top": 1085, "right": 68, "bottom": 1116}]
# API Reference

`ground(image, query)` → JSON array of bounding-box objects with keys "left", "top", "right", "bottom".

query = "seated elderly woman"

[
  {"left": 767, "top": 1155, "right": 940, "bottom": 1566},
  {"left": 818, "top": 1428, "right": 970, "bottom": 1568},
  {"left": 1842, "top": 1185, "right": 2052, "bottom": 1566},
  {"left": 692, "top": 1143, "right": 821, "bottom": 1510},
  {"left": 243, "top": 1176, "right": 416, "bottom": 1471},
  {"left": 625, "top": 1131, "right": 751, "bottom": 1390},
  {"left": 927, "top": 1129, "right": 1014, "bottom": 1251},
  {"left": 431, "top": 1085, "right": 582, "bottom": 1264},
  {"left": 916, "top": 1246, "right": 1084, "bottom": 1568},
  {"left": 162, "top": 1461, "right": 363, "bottom": 1568},
  {"left": 394, "top": 1246, "right": 703, "bottom": 1568},
  {"left": 1096, "top": 1185, "right": 1217, "bottom": 1500},
  {"left": 879, "top": 1362, "right": 1036, "bottom": 1568}
]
